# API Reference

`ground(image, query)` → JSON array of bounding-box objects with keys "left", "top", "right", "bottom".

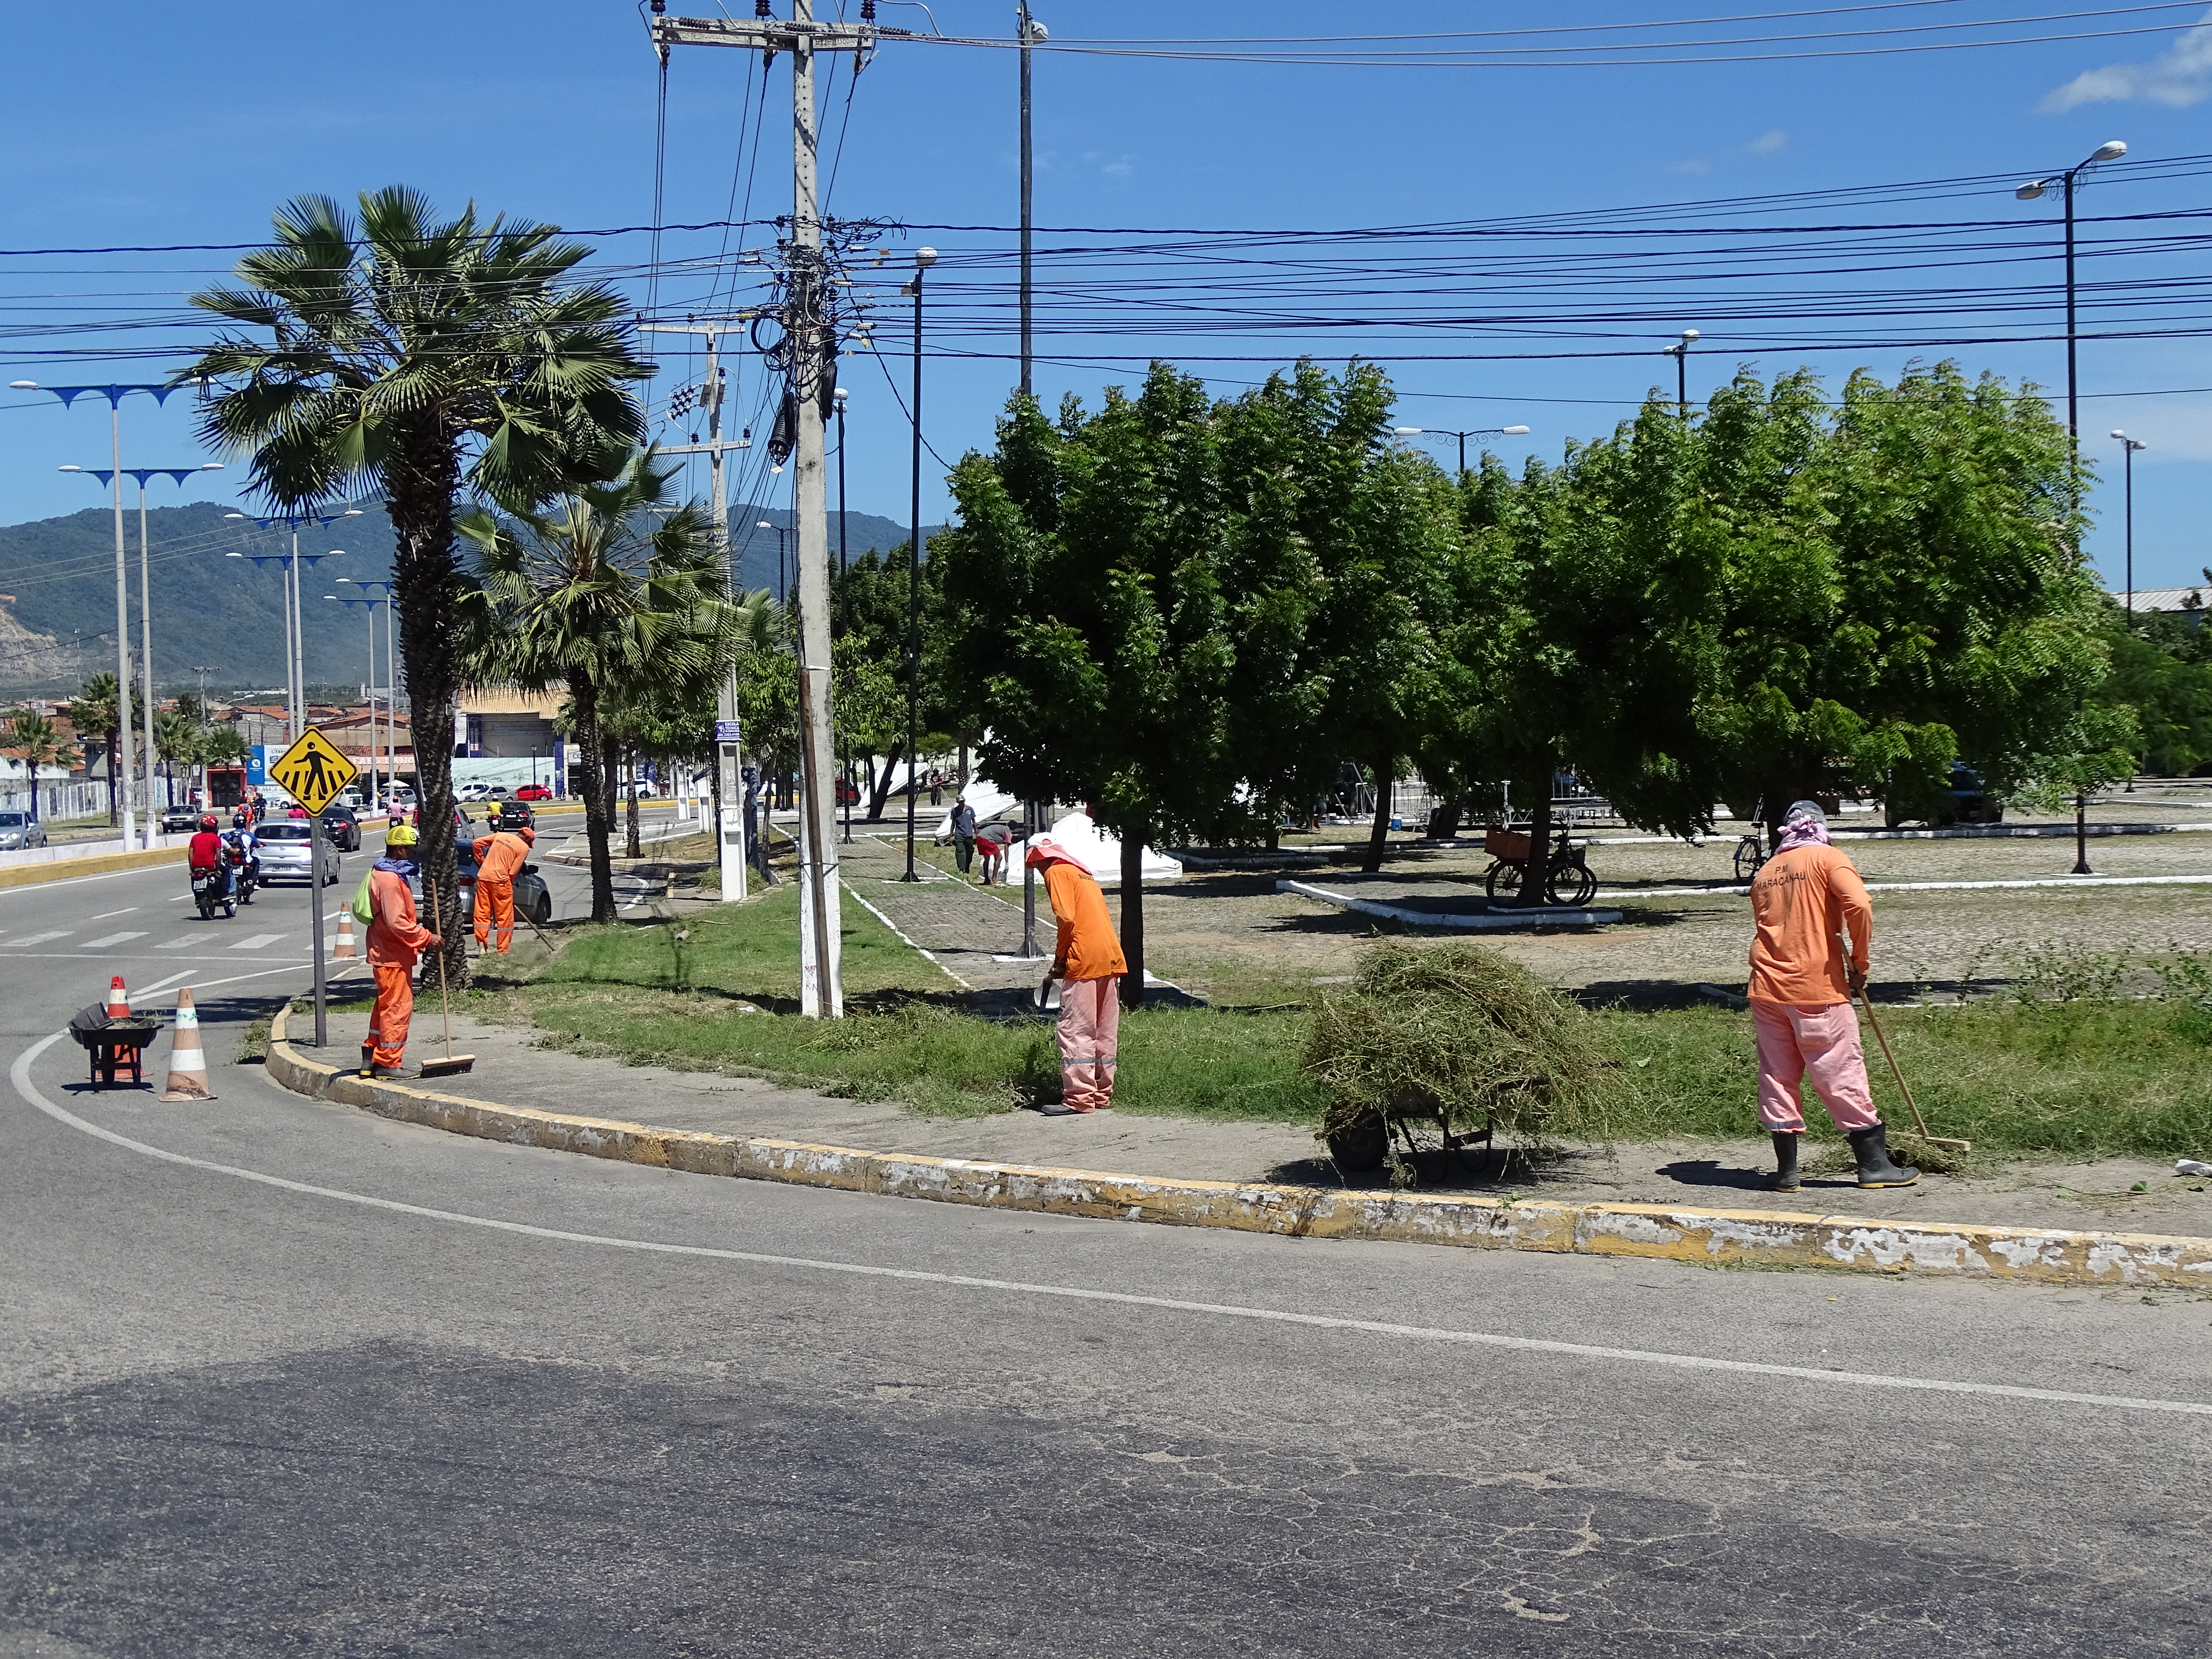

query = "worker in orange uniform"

[
  {"left": 361, "top": 823, "right": 440, "bottom": 1080},
  {"left": 470, "top": 821, "right": 536, "bottom": 954},
  {"left": 1027, "top": 837, "right": 1128, "bottom": 1115}
]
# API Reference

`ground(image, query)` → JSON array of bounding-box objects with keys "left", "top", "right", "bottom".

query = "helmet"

[
  {"left": 199, "top": 814, "right": 218, "bottom": 831},
  {"left": 385, "top": 823, "right": 419, "bottom": 849}
]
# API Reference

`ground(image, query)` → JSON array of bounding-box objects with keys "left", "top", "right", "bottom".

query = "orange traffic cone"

[
  {"left": 159, "top": 987, "right": 215, "bottom": 1102},
  {"left": 333, "top": 906, "right": 357, "bottom": 960},
  {"left": 105, "top": 973, "right": 130, "bottom": 1019}
]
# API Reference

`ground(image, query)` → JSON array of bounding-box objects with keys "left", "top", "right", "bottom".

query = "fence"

[{"left": 0, "top": 779, "right": 111, "bottom": 823}]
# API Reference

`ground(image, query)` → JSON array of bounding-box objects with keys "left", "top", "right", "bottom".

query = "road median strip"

[
  {"left": 0, "top": 843, "right": 188, "bottom": 891},
  {"left": 263, "top": 1005, "right": 2212, "bottom": 1289}
]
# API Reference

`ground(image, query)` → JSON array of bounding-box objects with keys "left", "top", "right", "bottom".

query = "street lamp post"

[
  {"left": 1391, "top": 424, "right": 1531, "bottom": 476},
  {"left": 57, "top": 459, "right": 224, "bottom": 830},
  {"left": 1661, "top": 329, "right": 1700, "bottom": 417},
  {"left": 224, "top": 506, "right": 362, "bottom": 740},
  {"left": 833, "top": 384, "right": 854, "bottom": 844},
  {"left": 2017, "top": 140, "right": 2128, "bottom": 469},
  {"left": 2111, "top": 429, "right": 2148, "bottom": 615},
  {"left": 13, "top": 378, "right": 196, "bottom": 847},
  {"left": 756, "top": 519, "right": 791, "bottom": 604},
  {"left": 900, "top": 247, "right": 937, "bottom": 883},
  {"left": 330, "top": 577, "right": 395, "bottom": 805}
]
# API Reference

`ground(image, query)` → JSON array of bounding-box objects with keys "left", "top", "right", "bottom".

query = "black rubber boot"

[
  {"left": 1765, "top": 1131, "right": 1802, "bottom": 1193},
  {"left": 1846, "top": 1122, "right": 1920, "bottom": 1188},
  {"left": 358, "top": 1043, "right": 375, "bottom": 1078}
]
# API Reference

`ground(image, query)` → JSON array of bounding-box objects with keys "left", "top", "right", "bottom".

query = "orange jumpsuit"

[
  {"left": 1043, "top": 858, "right": 1129, "bottom": 1112},
  {"left": 366, "top": 865, "right": 437, "bottom": 1070},
  {"left": 471, "top": 831, "right": 530, "bottom": 952}
]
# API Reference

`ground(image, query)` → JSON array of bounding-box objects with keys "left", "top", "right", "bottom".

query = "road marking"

[
  {"left": 0, "top": 931, "right": 71, "bottom": 947},
  {"left": 81, "top": 931, "right": 147, "bottom": 949},
  {"left": 134, "top": 969, "right": 200, "bottom": 998},
  {"left": 89, "top": 908, "right": 138, "bottom": 920},
  {"left": 10, "top": 1028, "right": 2209, "bottom": 1423},
  {"left": 157, "top": 933, "right": 221, "bottom": 950},
  {"left": 229, "top": 934, "right": 286, "bottom": 952}
]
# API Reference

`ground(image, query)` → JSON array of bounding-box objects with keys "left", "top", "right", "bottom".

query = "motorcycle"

[
  {"left": 224, "top": 836, "right": 259, "bottom": 906},
  {"left": 190, "top": 863, "right": 236, "bottom": 920}
]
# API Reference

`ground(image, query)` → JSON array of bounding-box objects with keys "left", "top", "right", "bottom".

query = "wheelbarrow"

[{"left": 68, "top": 1002, "right": 162, "bottom": 1088}]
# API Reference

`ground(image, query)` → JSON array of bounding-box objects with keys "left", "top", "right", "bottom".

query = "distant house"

[{"left": 2120, "top": 585, "right": 2208, "bottom": 621}]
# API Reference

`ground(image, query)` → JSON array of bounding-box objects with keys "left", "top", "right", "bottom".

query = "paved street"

[{"left": 3, "top": 824, "right": 2209, "bottom": 1656}]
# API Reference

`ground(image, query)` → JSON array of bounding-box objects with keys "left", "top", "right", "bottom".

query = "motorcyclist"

[
  {"left": 187, "top": 814, "right": 232, "bottom": 904},
  {"left": 220, "top": 819, "right": 260, "bottom": 901}
]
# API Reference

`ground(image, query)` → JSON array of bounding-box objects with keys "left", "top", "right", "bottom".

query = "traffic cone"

[
  {"left": 159, "top": 987, "right": 215, "bottom": 1102},
  {"left": 106, "top": 973, "right": 130, "bottom": 1019},
  {"left": 333, "top": 906, "right": 357, "bottom": 960}
]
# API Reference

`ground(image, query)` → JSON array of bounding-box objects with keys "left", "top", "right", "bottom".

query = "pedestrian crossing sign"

[{"left": 269, "top": 726, "right": 353, "bottom": 816}]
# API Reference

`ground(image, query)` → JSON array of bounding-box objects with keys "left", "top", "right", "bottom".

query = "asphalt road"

[{"left": 3, "top": 818, "right": 2209, "bottom": 1657}]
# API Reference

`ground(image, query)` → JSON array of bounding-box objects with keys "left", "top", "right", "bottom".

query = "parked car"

[
  {"left": 158, "top": 806, "right": 204, "bottom": 835},
  {"left": 320, "top": 804, "right": 363, "bottom": 852},
  {"left": 427, "top": 835, "right": 554, "bottom": 929},
  {"left": 0, "top": 810, "right": 48, "bottom": 851},
  {"left": 253, "top": 819, "right": 342, "bottom": 885},
  {"left": 512, "top": 783, "right": 553, "bottom": 802},
  {"left": 1885, "top": 762, "right": 2002, "bottom": 828}
]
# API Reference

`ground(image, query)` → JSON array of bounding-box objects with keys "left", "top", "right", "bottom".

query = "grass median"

[{"left": 470, "top": 898, "right": 2212, "bottom": 1156}]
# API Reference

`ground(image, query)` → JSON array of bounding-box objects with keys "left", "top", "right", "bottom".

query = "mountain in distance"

[{"left": 0, "top": 499, "right": 947, "bottom": 694}]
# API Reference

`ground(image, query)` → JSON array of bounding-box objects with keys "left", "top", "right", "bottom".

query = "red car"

[{"left": 512, "top": 784, "right": 554, "bottom": 802}]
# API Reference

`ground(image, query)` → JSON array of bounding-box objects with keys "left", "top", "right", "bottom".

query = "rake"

[{"left": 1840, "top": 930, "right": 1968, "bottom": 1151}]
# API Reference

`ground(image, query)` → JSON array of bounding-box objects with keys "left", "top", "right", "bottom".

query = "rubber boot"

[
  {"left": 1765, "top": 1130, "right": 1802, "bottom": 1193},
  {"left": 1846, "top": 1122, "right": 1920, "bottom": 1188},
  {"left": 358, "top": 1043, "right": 375, "bottom": 1078}
]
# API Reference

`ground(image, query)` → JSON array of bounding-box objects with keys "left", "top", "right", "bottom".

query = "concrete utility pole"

[
  {"left": 651, "top": 0, "right": 907, "bottom": 1016},
  {"left": 643, "top": 318, "right": 754, "bottom": 905},
  {"left": 1019, "top": 2, "right": 1040, "bottom": 398}
]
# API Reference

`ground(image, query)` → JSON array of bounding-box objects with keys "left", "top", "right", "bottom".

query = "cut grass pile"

[{"left": 487, "top": 901, "right": 2212, "bottom": 1154}]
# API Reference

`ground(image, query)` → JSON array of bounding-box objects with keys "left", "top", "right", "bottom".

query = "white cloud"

[
  {"left": 1748, "top": 129, "right": 1787, "bottom": 154},
  {"left": 2041, "top": 9, "right": 2212, "bottom": 111},
  {"left": 1671, "top": 157, "right": 1711, "bottom": 176}
]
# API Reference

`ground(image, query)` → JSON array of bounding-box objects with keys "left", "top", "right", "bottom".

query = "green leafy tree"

[
  {"left": 185, "top": 186, "right": 649, "bottom": 972},
  {"left": 5, "top": 712, "right": 71, "bottom": 820},
  {"left": 67, "top": 673, "right": 121, "bottom": 825},
  {"left": 459, "top": 448, "right": 735, "bottom": 922},
  {"left": 2098, "top": 605, "right": 2212, "bottom": 776},
  {"left": 154, "top": 708, "right": 205, "bottom": 808}
]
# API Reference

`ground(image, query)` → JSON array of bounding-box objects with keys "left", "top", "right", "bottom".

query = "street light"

[
  {"left": 2112, "top": 429, "right": 2148, "bottom": 616},
  {"left": 1392, "top": 424, "right": 1532, "bottom": 477},
  {"left": 224, "top": 507, "right": 360, "bottom": 739},
  {"left": 330, "top": 577, "right": 397, "bottom": 806},
  {"left": 2017, "top": 139, "right": 2128, "bottom": 460},
  {"left": 756, "top": 519, "right": 790, "bottom": 602},
  {"left": 900, "top": 247, "right": 937, "bottom": 885},
  {"left": 1661, "top": 329, "right": 1700, "bottom": 417}
]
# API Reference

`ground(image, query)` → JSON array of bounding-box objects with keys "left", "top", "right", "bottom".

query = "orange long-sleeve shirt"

[
  {"left": 1044, "top": 861, "right": 1127, "bottom": 982},
  {"left": 367, "top": 866, "right": 437, "bottom": 969},
  {"left": 472, "top": 831, "right": 530, "bottom": 885},
  {"left": 1748, "top": 842, "right": 1872, "bottom": 1005}
]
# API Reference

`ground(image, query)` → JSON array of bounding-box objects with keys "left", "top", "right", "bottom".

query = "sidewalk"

[{"left": 837, "top": 830, "right": 1048, "bottom": 996}]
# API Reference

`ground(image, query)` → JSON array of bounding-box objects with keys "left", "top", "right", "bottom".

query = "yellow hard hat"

[{"left": 385, "top": 823, "right": 419, "bottom": 848}]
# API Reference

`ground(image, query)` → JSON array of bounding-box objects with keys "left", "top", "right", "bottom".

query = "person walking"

[
  {"left": 470, "top": 820, "right": 536, "bottom": 954},
  {"left": 1027, "top": 838, "right": 1127, "bottom": 1115},
  {"left": 1748, "top": 800, "right": 1917, "bottom": 1191},
  {"left": 949, "top": 797, "right": 978, "bottom": 876},
  {"left": 361, "top": 823, "right": 441, "bottom": 1080}
]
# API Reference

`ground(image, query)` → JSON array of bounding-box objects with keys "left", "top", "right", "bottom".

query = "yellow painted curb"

[
  {"left": 262, "top": 1006, "right": 2212, "bottom": 1289},
  {"left": 0, "top": 844, "right": 187, "bottom": 890}
]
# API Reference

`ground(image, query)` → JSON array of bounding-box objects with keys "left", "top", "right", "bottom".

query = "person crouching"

[
  {"left": 1747, "top": 800, "right": 1917, "bottom": 1191},
  {"left": 361, "top": 823, "right": 442, "bottom": 1080},
  {"left": 1027, "top": 838, "right": 1127, "bottom": 1115},
  {"left": 471, "top": 822, "right": 535, "bottom": 954}
]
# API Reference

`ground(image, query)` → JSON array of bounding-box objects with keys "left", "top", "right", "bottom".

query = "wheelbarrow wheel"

[{"left": 1325, "top": 1110, "right": 1390, "bottom": 1172}]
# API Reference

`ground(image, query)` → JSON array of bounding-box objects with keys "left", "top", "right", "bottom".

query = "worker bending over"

[
  {"left": 362, "top": 824, "right": 441, "bottom": 1080},
  {"left": 1028, "top": 837, "right": 1128, "bottom": 1115},
  {"left": 471, "top": 822, "right": 536, "bottom": 954},
  {"left": 1747, "top": 800, "right": 1917, "bottom": 1191}
]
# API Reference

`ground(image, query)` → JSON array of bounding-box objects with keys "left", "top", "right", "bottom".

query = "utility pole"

[
  {"left": 644, "top": 318, "right": 754, "bottom": 905},
  {"left": 649, "top": 0, "right": 902, "bottom": 1017},
  {"left": 1019, "top": 2, "right": 1039, "bottom": 398}
]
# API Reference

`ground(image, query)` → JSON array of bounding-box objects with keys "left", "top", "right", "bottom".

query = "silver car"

[
  {"left": 0, "top": 810, "right": 47, "bottom": 851},
  {"left": 253, "top": 819, "right": 341, "bottom": 885}
]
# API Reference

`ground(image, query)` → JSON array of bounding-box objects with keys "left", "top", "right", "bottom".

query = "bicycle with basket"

[{"left": 1481, "top": 823, "right": 1599, "bottom": 908}]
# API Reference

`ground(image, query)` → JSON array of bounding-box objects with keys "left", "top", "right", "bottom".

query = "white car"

[
  {"left": 455, "top": 782, "right": 495, "bottom": 802},
  {"left": 253, "top": 819, "right": 342, "bottom": 885}
]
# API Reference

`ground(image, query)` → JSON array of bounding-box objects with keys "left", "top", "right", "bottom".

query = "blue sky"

[{"left": 3, "top": 2, "right": 2211, "bottom": 589}]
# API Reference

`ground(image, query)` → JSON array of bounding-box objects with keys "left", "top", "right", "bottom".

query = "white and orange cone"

[
  {"left": 159, "top": 987, "right": 215, "bottom": 1102},
  {"left": 105, "top": 973, "right": 131, "bottom": 1019},
  {"left": 333, "top": 906, "right": 357, "bottom": 960}
]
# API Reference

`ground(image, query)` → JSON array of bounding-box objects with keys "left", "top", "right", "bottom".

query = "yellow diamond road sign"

[{"left": 269, "top": 726, "right": 353, "bottom": 816}]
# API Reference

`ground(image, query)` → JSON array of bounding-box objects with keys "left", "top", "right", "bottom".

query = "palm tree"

[
  {"left": 155, "top": 708, "right": 204, "bottom": 809},
  {"left": 182, "top": 187, "right": 649, "bottom": 977},
  {"left": 68, "top": 673, "right": 120, "bottom": 825},
  {"left": 459, "top": 447, "right": 751, "bottom": 923},
  {"left": 6, "top": 712, "right": 71, "bottom": 822}
]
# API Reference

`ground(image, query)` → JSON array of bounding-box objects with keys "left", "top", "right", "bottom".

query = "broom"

[
  {"left": 417, "top": 885, "right": 474, "bottom": 1079},
  {"left": 1839, "top": 930, "right": 1967, "bottom": 1151}
]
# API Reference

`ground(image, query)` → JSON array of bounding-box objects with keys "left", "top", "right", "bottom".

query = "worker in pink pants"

[{"left": 1027, "top": 837, "right": 1128, "bottom": 1115}]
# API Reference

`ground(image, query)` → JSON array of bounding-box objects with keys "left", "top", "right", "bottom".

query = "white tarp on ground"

[
  {"left": 1011, "top": 808, "right": 1183, "bottom": 883},
  {"left": 930, "top": 775, "right": 1022, "bottom": 838}
]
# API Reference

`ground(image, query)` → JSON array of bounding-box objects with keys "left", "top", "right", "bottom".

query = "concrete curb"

[
  {"left": 1279, "top": 878, "right": 1622, "bottom": 931},
  {"left": 0, "top": 843, "right": 187, "bottom": 891},
  {"left": 261, "top": 1005, "right": 2212, "bottom": 1289}
]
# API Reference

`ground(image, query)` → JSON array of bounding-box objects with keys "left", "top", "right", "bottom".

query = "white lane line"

[
  {"left": 0, "top": 931, "right": 71, "bottom": 948},
  {"left": 157, "top": 933, "right": 221, "bottom": 950},
  {"left": 90, "top": 908, "right": 138, "bottom": 920},
  {"left": 10, "top": 1029, "right": 2208, "bottom": 1423},
  {"left": 133, "top": 969, "right": 201, "bottom": 998},
  {"left": 229, "top": 934, "right": 286, "bottom": 952},
  {"left": 81, "top": 931, "right": 148, "bottom": 949}
]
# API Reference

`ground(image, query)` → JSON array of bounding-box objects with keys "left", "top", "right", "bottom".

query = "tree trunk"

[
  {"left": 570, "top": 676, "right": 617, "bottom": 923},
  {"left": 1361, "top": 760, "right": 1393, "bottom": 874},
  {"left": 625, "top": 748, "right": 643, "bottom": 859},
  {"left": 1519, "top": 757, "right": 1555, "bottom": 907},
  {"left": 1429, "top": 792, "right": 1465, "bottom": 840},
  {"left": 1119, "top": 815, "right": 1147, "bottom": 1009},
  {"left": 867, "top": 739, "right": 905, "bottom": 821},
  {"left": 388, "top": 420, "right": 468, "bottom": 988}
]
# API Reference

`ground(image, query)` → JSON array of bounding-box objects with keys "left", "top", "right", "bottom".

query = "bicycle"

[
  {"left": 1732, "top": 797, "right": 1769, "bottom": 881},
  {"left": 1482, "top": 824, "right": 1599, "bottom": 908}
]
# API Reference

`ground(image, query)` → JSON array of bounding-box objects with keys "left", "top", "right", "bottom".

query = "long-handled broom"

[
  {"left": 418, "top": 886, "right": 474, "bottom": 1079},
  {"left": 1839, "top": 930, "right": 1967, "bottom": 1151}
]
